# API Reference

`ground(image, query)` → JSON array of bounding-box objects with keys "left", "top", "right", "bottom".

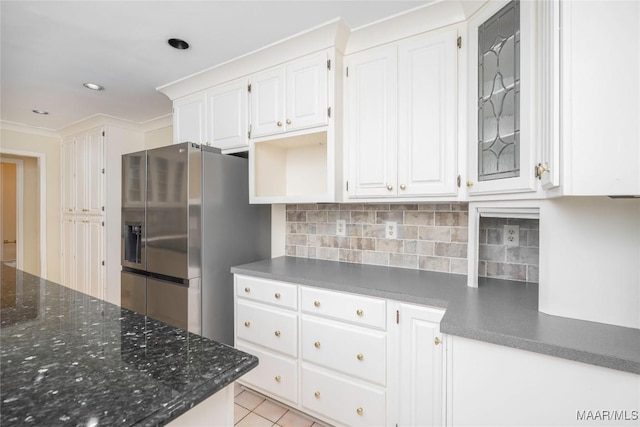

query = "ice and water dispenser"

[{"left": 123, "top": 223, "right": 143, "bottom": 265}]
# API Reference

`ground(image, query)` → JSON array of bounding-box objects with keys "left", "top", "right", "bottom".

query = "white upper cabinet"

[
  {"left": 345, "top": 27, "right": 458, "bottom": 200},
  {"left": 285, "top": 53, "right": 329, "bottom": 133},
  {"left": 250, "top": 67, "right": 286, "bottom": 138},
  {"left": 61, "top": 137, "right": 75, "bottom": 214},
  {"left": 250, "top": 51, "right": 329, "bottom": 139},
  {"left": 86, "top": 128, "right": 104, "bottom": 215},
  {"left": 397, "top": 29, "right": 458, "bottom": 197},
  {"left": 206, "top": 78, "right": 249, "bottom": 151},
  {"left": 346, "top": 45, "right": 398, "bottom": 198},
  {"left": 556, "top": 0, "right": 640, "bottom": 196},
  {"left": 466, "top": 0, "right": 538, "bottom": 196},
  {"left": 173, "top": 92, "right": 206, "bottom": 145}
]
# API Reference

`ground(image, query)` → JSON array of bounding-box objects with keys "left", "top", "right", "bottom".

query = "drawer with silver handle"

[
  {"left": 301, "top": 364, "right": 385, "bottom": 427},
  {"left": 301, "top": 316, "right": 386, "bottom": 386},
  {"left": 300, "top": 286, "right": 386, "bottom": 330},
  {"left": 236, "top": 299, "right": 297, "bottom": 357},
  {"left": 236, "top": 275, "right": 297, "bottom": 310}
]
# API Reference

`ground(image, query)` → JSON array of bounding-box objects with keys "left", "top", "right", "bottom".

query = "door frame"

[
  {"left": 0, "top": 158, "right": 24, "bottom": 269},
  {"left": 0, "top": 149, "right": 47, "bottom": 278}
]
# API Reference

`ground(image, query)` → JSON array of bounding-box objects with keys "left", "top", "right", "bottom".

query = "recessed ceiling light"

[
  {"left": 83, "top": 82, "right": 104, "bottom": 91},
  {"left": 32, "top": 109, "right": 49, "bottom": 115},
  {"left": 168, "top": 38, "right": 190, "bottom": 50}
]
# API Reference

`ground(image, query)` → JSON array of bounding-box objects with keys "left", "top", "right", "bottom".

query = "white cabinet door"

[
  {"left": 398, "top": 28, "right": 458, "bottom": 197},
  {"left": 559, "top": 0, "right": 640, "bottom": 196},
  {"left": 174, "top": 92, "right": 206, "bottom": 145},
  {"left": 250, "top": 52, "right": 329, "bottom": 139},
  {"left": 75, "top": 219, "right": 89, "bottom": 294},
  {"left": 206, "top": 78, "right": 249, "bottom": 150},
  {"left": 61, "top": 137, "right": 75, "bottom": 214},
  {"left": 87, "top": 217, "right": 104, "bottom": 299},
  {"left": 397, "top": 303, "right": 444, "bottom": 427},
  {"left": 61, "top": 216, "right": 75, "bottom": 289},
  {"left": 86, "top": 128, "right": 104, "bottom": 215},
  {"left": 74, "top": 133, "right": 88, "bottom": 214},
  {"left": 467, "top": 0, "right": 537, "bottom": 195},
  {"left": 250, "top": 67, "right": 286, "bottom": 138},
  {"left": 285, "top": 52, "right": 328, "bottom": 132},
  {"left": 345, "top": 45, "right": 398, "bottom": 198}
]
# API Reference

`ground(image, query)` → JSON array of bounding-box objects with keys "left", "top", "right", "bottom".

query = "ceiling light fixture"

[
  {"left": 168, "top": 38, "right": 190, "bottom": 50},
  {"left": 83, "top": 82, "right": 104, "bottom": 91},
  {"left": 32, "top": 109, "right": 49, "bottom": 115}
]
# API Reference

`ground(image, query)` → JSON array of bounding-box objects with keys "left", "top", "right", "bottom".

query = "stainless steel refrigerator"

[{"left": 120, "top": 142, "right": 270, "bottom": 345}]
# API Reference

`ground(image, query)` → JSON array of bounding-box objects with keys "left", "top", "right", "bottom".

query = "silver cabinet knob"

[
  {"left": 286, "top": 118, "right": 291, "bottom": 125},
  {"left": 400, "top": 184, "right": 406, "bottom": 190},
  {"left": 386, "top": 184, "right": 393, "bottom": 191},
  {"left": 277, "top": 121, "right": 283, "bottom": 127}
]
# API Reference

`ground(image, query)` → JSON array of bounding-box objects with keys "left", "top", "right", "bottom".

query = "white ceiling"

[{"left": 1, "top": 0, "right": 431, "bottom": 132}]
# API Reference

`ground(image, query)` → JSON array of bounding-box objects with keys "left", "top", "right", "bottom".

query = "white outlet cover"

[
  {"left": 336, "top": 219, "right": 346, "bottom": 236},
  {"left": 503, "top": 224, "right": 520, "bottom": 246},
  {"left": 385, "top": 221, "right": 398, "bottom": 239}
]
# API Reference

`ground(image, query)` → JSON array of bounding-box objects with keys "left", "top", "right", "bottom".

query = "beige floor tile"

[
  {"left": 276, "top": 410, "right": 315, "bottom": 427},
  {"left": 234, "top": 403, "right": 250, "bottom": 425},
  {"left": 235, "top": 412, "right": 274, "bottom": 427},
  {"left": 235, "top": 389, "right": 266, "bottom": 411},
  {"left": 253, "top": 399, "right": 289, "bottom": 423},
  {"left": 234, "top": 382, "right": 244, "bottom": 397},
  {"left": 310, "top": 422, "right": 331, "bottom": 427}
]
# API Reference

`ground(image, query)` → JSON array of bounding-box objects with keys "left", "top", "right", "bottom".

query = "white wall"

[{"left": 539, "top": 197, "right": 640, "bottom": 329}]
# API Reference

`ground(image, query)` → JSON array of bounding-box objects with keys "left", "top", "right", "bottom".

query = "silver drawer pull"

[
  {"left": 244, "top": 287, "right": 250, "bottom": 293},
  {"left": 314, "top": 300, "right": 320, "bottom": 307},
  {"left": 274, "top": 292, "right": 281, "bottom": 299},
  {"left": 244, "top": 321, "right": 250, "bottom": 327},
  {"left": 275, "top": 330, "right": 281, "bottom": 337},
  {"left": 314, "top": 341, "right": 321, "bottom": 349},
  {"left": 356, "top": 309, "right": 363, "bottom": 317},
  {"left": 357, "top": 353, "right": 364, "bottom": 361}
]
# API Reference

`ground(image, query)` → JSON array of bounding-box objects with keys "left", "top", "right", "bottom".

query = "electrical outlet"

[
  {"left": 503, "top": 225, "right": 520, "bottom": 246},
  {"left": 336, "top": 220, "right": 346, "bottom": 236},
  {"left": 385, "top": 221, "right": 398, "bottom": 239}
]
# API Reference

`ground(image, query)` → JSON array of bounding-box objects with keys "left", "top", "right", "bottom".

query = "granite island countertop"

[
  {"left": 0, "top": 264, "right": 258, "bottom": 426},
  {"left": 231, "top": 256, "right": 640, "bottom": 375}
]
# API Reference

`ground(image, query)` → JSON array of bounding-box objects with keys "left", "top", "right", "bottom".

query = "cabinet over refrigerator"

[{"left": 120, "top": 142, "right": 271, "bottom": 344}]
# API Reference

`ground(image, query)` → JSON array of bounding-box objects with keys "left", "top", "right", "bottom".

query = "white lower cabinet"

[{"left": 234, "top": 274, "right": 446, "bottom": 427}]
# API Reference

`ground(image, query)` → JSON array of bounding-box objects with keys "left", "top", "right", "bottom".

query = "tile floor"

[{"left": 234, "top": 383, "right": 329, "bottom": 427}]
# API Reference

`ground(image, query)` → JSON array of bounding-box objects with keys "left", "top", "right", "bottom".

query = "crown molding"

[{"left": 0, "top": 121, "right": 60, "bottom": 138}]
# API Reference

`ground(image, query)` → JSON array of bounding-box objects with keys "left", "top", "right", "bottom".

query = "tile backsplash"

[
  {"left": 478, "top": 216, "right": 539, "bottom": 283},
  {"left": 285, "top": 203, "right": 539, "bottom": 283}
]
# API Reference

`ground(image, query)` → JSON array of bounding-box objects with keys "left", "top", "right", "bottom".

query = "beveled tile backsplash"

[{"left": 285, "top": 202, "right": 539, "bottom": 283}]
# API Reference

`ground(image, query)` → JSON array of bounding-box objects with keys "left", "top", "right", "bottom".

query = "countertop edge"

[
  {"left": 138, "top": 355, "right": 259, "bottom": 426},
  {"left": 441, "top": 323, "right": 640, "bottom": 375}
]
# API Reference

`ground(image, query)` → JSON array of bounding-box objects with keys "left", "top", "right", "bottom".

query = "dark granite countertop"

[
  {"left": 231, "top": 256, "right": 640, "bottom": 375},
  {"left": 0, "top": 264, "right": 258, "bottom": 426}
]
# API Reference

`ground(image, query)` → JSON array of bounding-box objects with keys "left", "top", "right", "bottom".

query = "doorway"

[{"left": 1, "top": 158, "right": 24, "bottom": 269}]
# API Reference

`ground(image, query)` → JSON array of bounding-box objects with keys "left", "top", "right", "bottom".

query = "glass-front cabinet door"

[{"left": 467, "top": 0, "right": 538, "bottom": 195}]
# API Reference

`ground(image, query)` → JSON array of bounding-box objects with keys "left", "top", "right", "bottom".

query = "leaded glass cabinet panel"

[{"left": 477, "top": 0, "right": 520, "bottom": 182}]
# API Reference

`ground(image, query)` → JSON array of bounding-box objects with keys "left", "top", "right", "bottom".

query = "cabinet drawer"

[
  {"left": 236, "top": 341, "right": 298, "bottom": 405},
  {"left": 236, "top": 275, "right": 297, "bottom": 310},
  {"left": 300, "top": 287, "right": 386, "bottom": 330},
  {"left": 236, "top": 300, "right": 297, "bottom": 357},
  {"left": 301, "top": 316, "right": 386, "bottom": 386},
  {"left": 301, "top": 364, "right": 385, "bottom": 427}
]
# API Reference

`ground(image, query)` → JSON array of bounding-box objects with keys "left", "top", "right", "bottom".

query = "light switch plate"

[{"left": 336, "top": 220, "right": 346, "bottom": 236}]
